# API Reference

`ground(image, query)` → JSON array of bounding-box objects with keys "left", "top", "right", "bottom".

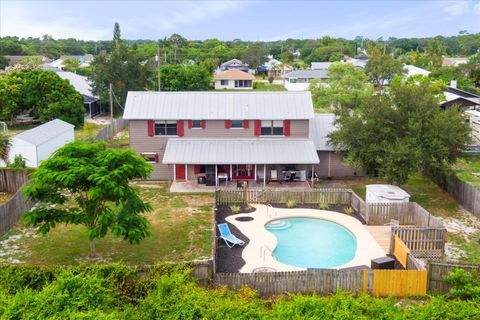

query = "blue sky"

[{"left": 1, "top": 0, "right": 479, "bottom": 41}]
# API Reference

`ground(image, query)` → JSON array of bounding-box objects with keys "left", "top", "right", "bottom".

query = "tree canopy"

[
  {"left": 329, "top": 78, "right": 471, "bottom": 184},
  {"left": 0, "top": 69, "right": 85, "bottom": 127},
  {"left": 159, "top": 64, "right": 212, "bottom": 91},
  {"left": 23, "top": 141, "right": 153, "bottom": 257},
  {"left": 365, "top": 53, "right": 405, "bottom": 88}
]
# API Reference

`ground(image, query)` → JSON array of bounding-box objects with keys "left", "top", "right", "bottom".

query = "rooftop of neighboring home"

[
  {"left": 214, "top": 69, "right": 255, "bottom": 81},
  {"left": 38, "top": 66, "right": 98, "bottom": 101},
  {"left": 220, "top": 58, "right": 248, "bottom": 68},
  {"left": 311, "top": 62, "right": 333, "bottom": 70},
  {"left": 309, "top": 114, "right": 336, "bottom": 151},
  {"left": 13, "top": 119, "right": 74, "bottom": 146},
  {"left": 442, "top": 83, "right": 480, "bottom": 106},
  {"left": 404, "top": 64, "right": 431, "bottom": 77},
  {"left": 283, "top": 69, "right": 328, "bottom": 79},
  {"left": 443, "top": 57, "right": 469, "bottom": 67},
  {"left": 4, "top": 55, "right": 52, "bottom": 65},
  {"left": 123, "top": 91, "right": 314, "bottom": 120}
]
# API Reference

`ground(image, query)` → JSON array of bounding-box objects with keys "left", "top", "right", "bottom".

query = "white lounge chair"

[{"left": 217, "top": 223, "right": 245, "bottom": 248}]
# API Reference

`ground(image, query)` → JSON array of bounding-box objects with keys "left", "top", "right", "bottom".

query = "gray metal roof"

[
  {"left": 55, "top": 70, "right": 98, "bottom": 100},
  {"left": 123, "top": 91, "right": 314, "bottom": 120},
  {"left": 309, "top": 114, "right": 336, "bottom": 151},
  {"left": 163, "top": 139, "right": 319, "bottom": 164},
  {"left": 13, "top": 119, "right": 74, "bottom": 146},
  {"left": 283, "top": 69, "right": 328, "bottom": 79},
  {"left": 311, "top": 62, "right": 332, "bottom": 70}
]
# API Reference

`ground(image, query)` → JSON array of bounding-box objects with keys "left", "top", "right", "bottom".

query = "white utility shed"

[
  {"left": 366, "top": 184, "right": 410, "bottom": 204},
  {"left": 9, "top": 119, "right": 74, "bottom": 168}
]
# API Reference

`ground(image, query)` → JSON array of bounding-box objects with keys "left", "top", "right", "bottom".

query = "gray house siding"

[{"left": 315, "top": 151, "right": 363, "bottom": 177}]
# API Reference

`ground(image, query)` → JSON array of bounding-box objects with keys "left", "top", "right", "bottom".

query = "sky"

[{"left": 0, "top": 0, "right": 479, "bottom": 41}]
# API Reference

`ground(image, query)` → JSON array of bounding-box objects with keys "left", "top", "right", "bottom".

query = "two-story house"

[{"left": 123, "top": 91, "right": 320, "bottom": 185}]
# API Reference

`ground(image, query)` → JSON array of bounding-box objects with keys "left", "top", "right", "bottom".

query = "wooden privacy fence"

[
  {"left": 427, "top": 261, "right": 480, "bottom": 293},
  {"left": 391, "top": 226, "right": 446, "bottom": 260},
  {"left": 215, "top": 188, "right": 352, "bottom": 206},
  {"left": 95, "top": 118, "right": 128, "bottom": 142},
  {"left": 0, "top": 169, "right": 31, "bottom": 193},
  {"left": 391, "top": 235, "right": 426, "bottom": 270},
  {"left": 214, "top": 268, "right": 427, "bottom": 297},
  {"left": 0, "top": 184, "right": 35, "bottom": 235},
  {"left": 365, "top": 202, "right": 444, "bottom": 227},
  {"left": 437, "top": 173, "right": 480, "bottom": 219}
]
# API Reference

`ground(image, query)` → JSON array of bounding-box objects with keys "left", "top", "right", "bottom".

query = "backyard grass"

[
  {"left": 6, "top": 123, "right": 37, "bottom": 137},
  {"left": 74, "top": 121, "right": 105, "bottom": 142},
  {"left": 452, "top": 154, "right": 480, "bottom": 190},
  {"left": 0, "top": 182, "right": 214, "bottom": 265},
  {"left": 253, "top": 82, "right": 286, "bottom": 91}
]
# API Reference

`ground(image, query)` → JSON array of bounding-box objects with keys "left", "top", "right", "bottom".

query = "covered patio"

[
  {"left": 170, "top": 180, "right": 311, "bottom": 193},
  {"left": 163, "top": 138, "right": 320, "bottom": 190}
]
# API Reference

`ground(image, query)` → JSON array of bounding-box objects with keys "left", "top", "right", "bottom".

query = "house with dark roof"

[
  {"left": 214, "top": 69, "right": 255, "bottom": 90},
  {"left": 220, "top": 59, "right": 250, "bottom": 72},
  {"left": 440, "top": 81, "right": 480, "bottom": 111}
]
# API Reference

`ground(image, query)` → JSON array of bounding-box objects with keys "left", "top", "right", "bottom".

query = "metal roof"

[
  {"left": 366, "top": 184, "right": 410, "bottom": 200},
  {"left": 283, "top": 69, "right": 328, "bottom": 79},
  {"left": 13, "top": 119, "right": 74, "bottom": 146},
  {"left": 123, "top": 91, "right": 314, "bottom": 120},
  {"left": 55, "top": 70, "right": 98, "bottom": 100},
  {"left": 309, "top": 114, "right": 336, "bottom": 151},
  {"left": 163, "top": 139, "right": 319, "bottom": 164},
  {"left": 404, "top": 64, "right": 431, "bottom": 77}
]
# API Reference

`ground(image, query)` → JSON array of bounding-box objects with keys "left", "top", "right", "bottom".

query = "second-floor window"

[
  {"left": 231, "top": 120, "right": 243, "bottom": 128},
  {"left": 155, "top": 120, "right": 177, "bottom": 136},
  {"left": 192, "top": 120, "right": 201, "bottom": 128},
  {"left": 261, "top": 120, "right": 284, "bottom": 136}
]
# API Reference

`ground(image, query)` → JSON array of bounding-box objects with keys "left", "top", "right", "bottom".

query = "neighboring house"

[
  {"left": 46, "top": 54, "right": 94, "bottom": 70},
  {"left": 3, "top": 55, "right": 51, "bottom": 66},
  {"left": 465, "top": 109, "right": 480, "bottom": 146},
  {"left": 4, "top": 119, "right": 74, "bottom": 168},
  {"left": 220, "top": 59, "right": 250, "bottom": 72},
  {"left": 309, "top": 114, "right": 363, "bottom": 177},
  {"left": 311, "top": 62, "right": 333, "bottom": 70},
  {"left": 443, "top": 57, "right": 469, "bottom": 67},
  {"left": 440, "top": 81, "right": 480, "bottom": 111},
  {"left": 283, "top": 69, "right": 328, "bottom": 91},
  {"left": 404, "top": 64, "right": 431, "bottom": 77},
  {"left": 263, "top": 56, "right": 293, "bottom": 77},
  {"left": 123, "top": 91, "right": 321, "bottom": 184},
  {"left": 214, "top": 69, "right": 255, "bottom": 90},
  {"left": 39, "top": 66, "right": 103, "bottom": 117}
]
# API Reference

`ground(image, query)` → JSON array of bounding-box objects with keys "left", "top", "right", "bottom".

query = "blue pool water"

[{"left": 265, "top": 218, "right": 357, "bottom": 268}]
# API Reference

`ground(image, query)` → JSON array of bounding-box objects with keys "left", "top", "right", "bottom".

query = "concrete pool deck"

[{"left": 225, "top": 204, "right": 386, "bottom": 273}]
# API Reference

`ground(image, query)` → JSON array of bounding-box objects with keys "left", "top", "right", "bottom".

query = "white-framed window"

[
  {"left": 192, "top": 120, "right": 201, "bottom": 128},
  {"left": 231, "top": 120, "right": 243, "bottom": 128},
  {"left": 234, "top": 80, "right": 252, "bottom": 88},
  {"left": 155, "top": 120, "right": 177, "bottom": 136},
  {"left": 261, "top": 120, "right": 284, "bottom": 136},
  {"left": 220, "top": 80, "right": 228, "bottom": 86},
  {"left": 141, "top": 153, "right": 158, "bottom": 163}
]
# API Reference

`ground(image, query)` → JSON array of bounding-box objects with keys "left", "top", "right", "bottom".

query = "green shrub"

[
  {"left": 319, "top": 201, "right": 329, "bottom": 210},
  {"left": 344, "top": 207, "right": 354, "bottom": 215},
  {"left": 268, "top": 76, "right": 274, "bottom": 83},
  {"left": 444, "top": 268, "right": 480, "bottom": 299},
  {"left": 230, "top": 205, "right": 240, "bottom": 214},
  {"left": 287, "top": 199, "right": 297, "bottom": 208},
  {"left": 8, "top": 155, "right": 26, "bottom": 169},
  {"left": 253, "top": 82, "right": 258, "bottom": 89}
]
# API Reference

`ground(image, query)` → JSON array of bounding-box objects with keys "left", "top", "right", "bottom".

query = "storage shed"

[
  {"left": 8, "top": 119, "right": 74, "bottom": 168},
  {"left": 366, "top": 184, "right": 410, "bottom": 204}
]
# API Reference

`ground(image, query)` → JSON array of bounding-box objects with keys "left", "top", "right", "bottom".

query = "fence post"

[{"left": 243, "top": 182, "right": 248, "bottom": 205}]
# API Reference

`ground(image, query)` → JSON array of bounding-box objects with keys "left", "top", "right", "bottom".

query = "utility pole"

[
  {"left": 157, "top": 45, "right": 161, "bottom": 91},
  {"left": 109, "top": 83, "right": 114, "bottom": 138}
]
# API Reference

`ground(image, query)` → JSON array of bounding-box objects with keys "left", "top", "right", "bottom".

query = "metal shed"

[{"left": 366, "top": 184, "right": 410, "bottom": 204}]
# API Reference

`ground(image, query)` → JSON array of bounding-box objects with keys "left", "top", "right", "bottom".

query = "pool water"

[{"left": 265, "top": 217, "right": 357, "bottom": 268}]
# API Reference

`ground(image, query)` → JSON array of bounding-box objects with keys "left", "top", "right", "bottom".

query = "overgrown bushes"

[{"left": 1, "top": 264, "right": 480, "bottom": 319}]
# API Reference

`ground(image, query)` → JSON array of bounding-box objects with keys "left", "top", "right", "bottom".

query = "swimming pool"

[{"left": 265, "top": 217, "right": 357, "bottom": 268}]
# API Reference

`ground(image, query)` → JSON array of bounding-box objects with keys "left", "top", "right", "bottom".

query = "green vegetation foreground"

[{"left": 0, "top": 264, "right": 479, "bottom": 319}]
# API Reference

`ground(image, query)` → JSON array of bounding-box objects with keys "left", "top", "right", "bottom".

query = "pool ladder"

[
  {"left": 266, "top": 204, "right": 278, "bottom": 218},
  {"left": 260, "top": 245, "right": 276, "bottom": 262}
]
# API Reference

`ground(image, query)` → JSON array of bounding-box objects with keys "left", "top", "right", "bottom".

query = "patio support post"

[
  {"left": 185, "top": 164, "right": 188, "bottom": 181},
  {"left": 255, "top": 164, "right": 257, "bottom": 183},
  {"left": 215, "top": 164, "right": 218, "bottom": 187},
  {"left": 173, "top": 164, "right": 176, "bottom": 181},
  {"left": 263, "top": 164, "right": 266, "bottom": 187},
  {"left": 230, "top": 164, "right": 232, "bottom": 181},
  {"left": 328, "top": 151, "right": 331, "bottom": 177},
  {"left": 311, "top": 164, "right": 314, "bottom": 186}
]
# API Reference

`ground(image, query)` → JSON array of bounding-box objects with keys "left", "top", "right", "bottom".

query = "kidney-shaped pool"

[{"left": 265, "top": 217, "right": 357, "bottom": 269}]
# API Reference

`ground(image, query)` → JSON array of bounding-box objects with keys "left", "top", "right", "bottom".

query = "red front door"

[
  {"left": 232, "top": 164, "right": 255, "bottom": 180},
  {"left": 175, "top": 164, "right": 186, "bottom": 180}
]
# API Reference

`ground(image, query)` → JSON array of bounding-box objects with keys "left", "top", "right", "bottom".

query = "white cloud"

[
  {"left": 443, "top": 0, "right": 469, "bottom": 16},
  {"left": 474, "top": 1, "right": 480, "bottom": 15}
]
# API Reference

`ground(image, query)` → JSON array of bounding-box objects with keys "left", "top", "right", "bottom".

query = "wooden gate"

[{"left": 372, "top": 270, "right": 427, "bottom": 297}]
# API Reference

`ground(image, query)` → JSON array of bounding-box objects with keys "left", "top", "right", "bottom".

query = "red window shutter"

[
  {"left": 187, "top": 120, "right": 193, "bottom": 129},
  {"left": 200, "top": 120, "right": 206, "bottom": 129},
  {"left": 147, "top": 120, "right": 154, "bottom": 137},
  {"left": 225, "top": 120, "right": 231, "bottom": 129},
  {"left": 154, "top": 153, "right": 159, "bottom": 163},
  {"left": 177, "top": 120, "right": 184, "bottom": 136},
  {"left": 254, "top": 120, "right": 261, "bottom": 136},
  {"left": 243, "top": 120, "right": 249, "bottom": 129},
  {"left": 194, "top": 165, "right": 200, "bottom": 174},
  {"left": 284, "top": 120, "right": 291, "bottom": 136}
]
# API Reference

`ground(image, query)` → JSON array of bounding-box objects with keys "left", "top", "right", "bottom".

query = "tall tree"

[
  {"left": 90, "top": 23, "right": 153, "bottom": 108},
  {"left": 159, "top": 64, "right": 211, "bottom": 91},
  {"left": 241, "top": 44, "right": 268, "bottom": 69},
  {"left": 23, "top": 141, "right": 153, "bottom": 258},
  {"left": 329, "top": 79, "right": 470, "bottom": 184},
  {"left": 365, "top": 53, "right": 405, "bottom": 88},
  {"left": 425, "top": 40, "right": 446, "bottom": 69}
]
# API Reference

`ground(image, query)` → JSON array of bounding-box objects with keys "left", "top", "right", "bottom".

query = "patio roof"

[{"left": 163, "top": 139, "right": 319, "bottom": 164}]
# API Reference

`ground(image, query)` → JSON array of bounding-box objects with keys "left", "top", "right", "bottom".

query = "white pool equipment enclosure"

[{"left": 366, "top": 184, "right": 410, "bottom": 204}]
